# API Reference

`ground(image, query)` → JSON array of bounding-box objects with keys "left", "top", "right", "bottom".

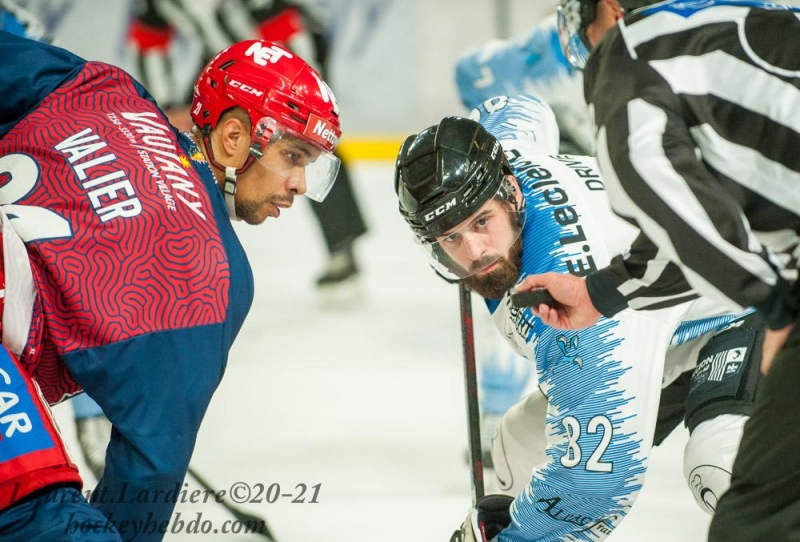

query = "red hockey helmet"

[{"left": 191, "top": 40, "right": 341, "bottom": 201}]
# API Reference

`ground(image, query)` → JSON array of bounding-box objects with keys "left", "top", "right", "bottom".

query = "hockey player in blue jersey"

[
  {"left": 394, "top": 94, "right": 764, "bottom": 540},
  {"left": 0, "top": 28, "right": 341, "bottom": 541},
  {"left": 455, "top": 11, "right": 592, "bottom": 155}
]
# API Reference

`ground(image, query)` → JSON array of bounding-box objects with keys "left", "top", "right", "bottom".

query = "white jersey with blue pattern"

[{"left": 471, "top": 95, "right": 747, "bottom": 541}]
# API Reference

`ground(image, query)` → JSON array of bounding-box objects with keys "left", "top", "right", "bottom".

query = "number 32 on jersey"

[{"left": 560, "top": 415, "right": 614, "bottom": 473}]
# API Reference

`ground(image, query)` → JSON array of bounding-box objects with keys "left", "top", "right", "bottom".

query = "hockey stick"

[
  {"left": 458, "top": 283, "right": 484, "bottom": 504},
  {"left": 187, "top": 466, "right": 277, "bottom": 540}
]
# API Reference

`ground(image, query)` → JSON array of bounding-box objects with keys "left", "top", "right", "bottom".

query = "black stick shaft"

[
  {"left": 458, "top": 283, "right": 484, "bottom": 503},
  {"left": 187, "top": 466, "right": 277, "bottom": 540}
]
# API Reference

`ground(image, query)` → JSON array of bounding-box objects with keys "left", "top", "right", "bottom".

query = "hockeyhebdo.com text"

[
  {"left": 65, "top": 511, "right": 266, "bottom": 538},
  {"left": 32, "top": 480, "right": 323, "bottom": 537}
]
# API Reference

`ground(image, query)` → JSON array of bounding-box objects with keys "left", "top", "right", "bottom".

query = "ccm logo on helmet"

[
  {"left": 229, "top": 79, "right": 264, "bottom": 96},
  {"left": 423, "top": 196, "right": 459, "bottom": 223},
  {"left": 245, "top": 42, "right": 293, "bottom": 66}
]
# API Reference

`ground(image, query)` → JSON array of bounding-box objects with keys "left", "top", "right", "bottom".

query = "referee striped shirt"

[{"left": 583, "top": 0, "right": 800, "bottom": 329}]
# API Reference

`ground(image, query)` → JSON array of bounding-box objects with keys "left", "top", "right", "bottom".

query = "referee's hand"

[{"left": 515, "top": 273, "right": 601, "bottom": 330}]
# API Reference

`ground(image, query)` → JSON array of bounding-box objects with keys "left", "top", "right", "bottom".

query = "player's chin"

[
  {"left": 242, "top": 211, "right": 268, "bottom": 225},
  {"left": 238, "top": 203, "right": 279, "bottom": 225},
  {"left": 464, "top": 269, "right": 517, "bottom": 300}
]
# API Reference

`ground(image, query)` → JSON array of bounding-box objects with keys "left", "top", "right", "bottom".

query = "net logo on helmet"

[
  {"left": 245, "top": 42, "right": 293, "bottom": 66},
  {"left": 311, "top": 71, "right": 340, "bottom": 116},
  {"left": 190, "top": 39, "right": 342, "bottom": 154},
  {"left": 305, "top": 113, "right": 340, "bottom": 150}
]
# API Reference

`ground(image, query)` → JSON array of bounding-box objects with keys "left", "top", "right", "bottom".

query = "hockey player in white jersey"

[
  {"left": 455, "top": 12, "right": 595, "bottom": 452},
  {"left": 394, "top": 95, "right": 763, "bottom": 540}
]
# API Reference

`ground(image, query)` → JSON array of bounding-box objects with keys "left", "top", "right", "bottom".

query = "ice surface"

[{"left": 53, "top": 162, "right": 711, "bottom": 541}]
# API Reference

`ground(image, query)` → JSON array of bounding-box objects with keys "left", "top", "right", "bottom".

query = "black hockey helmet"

[
  {"left": 395, "top": 116, "right": 512, "bottom": 240},
  {"left": 557, "top": 0, "right": 661, "bottom": 69},
  {"left": 394, "top": 116, "right": 525, "bottom": 280}
]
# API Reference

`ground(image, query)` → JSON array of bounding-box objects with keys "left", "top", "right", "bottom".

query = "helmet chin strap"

[
  {"left": 199, "top": 126, "right": 259, "bottom": 222},
  {"left": 224, "top": 166, "right": 240, "bottom": 221}
]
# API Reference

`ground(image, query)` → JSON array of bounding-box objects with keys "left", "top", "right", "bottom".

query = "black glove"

[{"left": 450, "top": 494, "right": 514, "bottom": 542}]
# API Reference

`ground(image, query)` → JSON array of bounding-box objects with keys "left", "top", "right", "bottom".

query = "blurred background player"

[
  {"left": 129, "top": 0, "right": 367, "bottom": 293},
  {"left": 455, "top": 10, "right": 592, "bottom": 155},
  {"left": 395, "top": 95, "right": 763, "bottom": 540},
  {"left": 0, "top": 0, "right": 47, "bottom": 40},
  {"left": 71, "top": 393, "right": 110, "bottom": 480}
]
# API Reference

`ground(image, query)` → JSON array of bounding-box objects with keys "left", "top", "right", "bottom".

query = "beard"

[
  {"left": 236, "top": 195, "right": 294, "bottom": 225},
  {"left": 236, "top": 199, "right": 264, "bottom": 225},
  {"left": 462, "top": 234, "right": 523, "bottom": 300}
]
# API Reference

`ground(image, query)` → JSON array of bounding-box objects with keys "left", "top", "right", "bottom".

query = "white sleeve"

[{"left": 471, "top": 94, "right": 561, "bottom": 156}]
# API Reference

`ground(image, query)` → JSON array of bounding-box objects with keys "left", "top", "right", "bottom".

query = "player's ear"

[
  {"left": 218, "top": 116, "right": 249, "bottom": 158},
  {"left": 506, "top": 175, "right": 524, "bottom": 211}
]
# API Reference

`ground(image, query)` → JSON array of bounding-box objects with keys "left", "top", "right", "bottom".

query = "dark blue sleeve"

[{"left": 0, "top": 30, "right": 86, "bottom": 136}]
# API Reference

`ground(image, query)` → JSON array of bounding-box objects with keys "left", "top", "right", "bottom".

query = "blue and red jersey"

[
  {"left": 0, "top": 30, "right": 253, "bottom": 531},
  {"left": 0, "top": 28, "right": 253, "bottom": 406}
]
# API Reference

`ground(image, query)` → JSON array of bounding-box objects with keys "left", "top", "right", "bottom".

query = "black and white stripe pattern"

[{"left": 584, "top": 1, "right": 800, "bottom": 328}]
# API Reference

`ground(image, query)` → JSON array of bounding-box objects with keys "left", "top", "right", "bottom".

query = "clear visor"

[
  {"left": 557, "top": 4, "right": 592, "bottom": 70},
  {"left": 252, "top": 119, "right": 341, "bottom": 202},
  {"left": 416, "top": 187, "right": 525, "bottom": 281}
]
